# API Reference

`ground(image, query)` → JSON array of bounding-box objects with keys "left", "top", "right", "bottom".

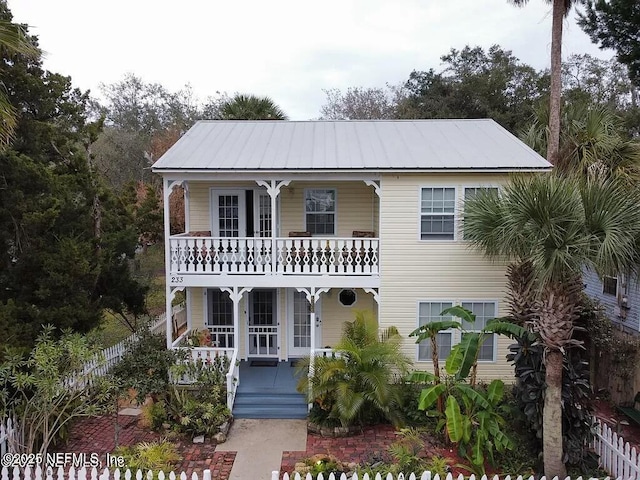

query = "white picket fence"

[
  {"left": 66, "top": 307, "right": 183, "bottom": 389},
  {"left": 0, "top": 418, "right": 16, "bottom": 456},
  {"left": 270, "top": 473, "right": 618, "bottom": 480},
  {"left": 593, "top": 420, "right": 640, "bottom": 480},
  {"left": 0, "top": 467, "right": 211, "bottom": 480}
]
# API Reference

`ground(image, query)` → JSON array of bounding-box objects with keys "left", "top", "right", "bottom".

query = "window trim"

[
  {"left": 338, "top": 289, "right": 358, "bottom": 307},
  {"left": 460, "top": 300, "right": 498, "bottom": 363},
  {"left": 304, "top": 188, "right": 337, "bottom": 236},
  {"left": 418, "top": 186, "right": 457, "bottom": 242},
  {"left": 416, "top": 300, "right": 456, "bottom": 362},
  {"left": 416, "top": 299, "right": 499, "bottom": 363},
  {"left": 603, "top": 276, "right": 618, "bottom": 296}
]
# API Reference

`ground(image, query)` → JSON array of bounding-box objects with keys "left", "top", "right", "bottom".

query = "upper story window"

[
  {"left": 463, "top": 187, "right": 499, "bottom": 239},
  {"left": 420, "top": 187, "right": 455, "bottom": 240},
  {"left": 603, "top": 276, "right": 618, "bottom": 296},
  {"left": 305, "top": 189, "right": 336, "bottom": 235}
]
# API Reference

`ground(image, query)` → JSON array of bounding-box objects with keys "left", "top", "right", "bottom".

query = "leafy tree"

[
  {"left": 0, "top": 325, "right": 116, "bottom": 457},
  {"left": 579, "top": 0, "right": 640, "bottom": 87},
  {"left": 509, "top": 0, "right": 578, "bottom": 169},
  {"left": 220, "top": 94, "right": 287, "bottom": 120},
  {"left": 91, "top": 74, "right": 208, "bottom": 190},
  {"left": 0, "top": 3, "right": 145, "bottom": 350},
  {"left": 319, "top": 86, "right": 405, "bottom": 120},
  {"left": 562, "top": 54, "right": 640, "bottom": 137},
  {"left": 463, "top": 175, "right": 640, "bottom": 477},
  {"left": 400, "top": 45, "right": 548, "bottom": 133},
  {"left": 0, "top": 4, "right": 39, "bottom": 147},
  {"left": 296, "top": 311, "right": 410, "bottom": 427},
  {"left": 521, "top": 101, "right": 640, "bottom": 182}
]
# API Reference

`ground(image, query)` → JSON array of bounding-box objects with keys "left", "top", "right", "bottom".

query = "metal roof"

[{"left": 152, "top": 119, "right": 551, "bottom": 172}]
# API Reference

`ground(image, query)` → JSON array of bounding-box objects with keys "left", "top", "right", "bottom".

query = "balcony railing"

[{"left": 169, "top": 236, "right": 379, "bottom": 275}]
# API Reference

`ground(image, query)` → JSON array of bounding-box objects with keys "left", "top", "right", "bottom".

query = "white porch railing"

[
  {"left": 169, "top": 237, "right": 379, "bottom": 275},
  {"left": 248, "top": 325, "right": 278, "bottom": 356},
  {"left": 172, "top": 344, "right": 239, "bottom": 411},
  {"left": 207, "top": 325, "right": 234, "bottom": 348}
]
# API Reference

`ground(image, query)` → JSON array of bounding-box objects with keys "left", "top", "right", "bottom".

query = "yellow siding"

[
  {"left": 188, "top": 288, "right": 205, "bottom": 330},
  {"left": 379, "top": 173, "right": 514, "bottom": 382},
  {"left": 319, "top": 289, "right": 378, "bottom": 348},
  {"left": 187, "top": 181, "right": 378, "bottom": 237},
  {"left": 187, "top": 182, "right": 257, "bottom": 232}
]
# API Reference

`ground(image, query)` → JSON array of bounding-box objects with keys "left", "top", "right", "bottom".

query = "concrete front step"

[{"left": 233, "top": 392, "right": 308, "bottom": 419}]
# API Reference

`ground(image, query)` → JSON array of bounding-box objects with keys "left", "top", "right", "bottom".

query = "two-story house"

[{"left": 152, "top": 119, "right": 550, "bottom": 417}]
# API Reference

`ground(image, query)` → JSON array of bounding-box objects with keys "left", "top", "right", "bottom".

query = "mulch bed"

[
  {"left": 58, "top": 415, "right": 235, "bottom": 479},
  {"left": 281, "top": 424, "right": 467, "bottom": 476},
  {"left": 593, "top": 399, "right": 640, "bottom": 450}
]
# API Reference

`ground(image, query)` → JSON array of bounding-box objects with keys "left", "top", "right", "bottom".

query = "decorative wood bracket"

[
  {"left": 363, "top": 180, "right": 381, "bottom": 197},
  {"left": 363, "top": 288, "right": 380, "bottom": 304},
  {"left": 256, "top": 179, "right": 292, "bottom": 198}
]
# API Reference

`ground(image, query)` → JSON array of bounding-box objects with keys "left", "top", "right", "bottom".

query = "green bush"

[
  {"left": 167, "top": 386, "right": 230, "bottom": 437},
  {"left": 115, "top": 440, "right": 181, "bottom": 472},
  {"left": 111, "top": 323, "right": 184, "bottom": 403},
  {"left": 296, "top": 310, "right": 410, "bottom": 427}
]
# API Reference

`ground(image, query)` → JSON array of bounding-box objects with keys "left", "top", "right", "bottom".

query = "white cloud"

[{"left": 9, "top": 0, "right": 612, "bottom": 120}]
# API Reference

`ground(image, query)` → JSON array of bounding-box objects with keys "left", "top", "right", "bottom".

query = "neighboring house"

[
  {"left": 151, "top": 119, "right": 551, "bottom": 384},
  {"left": 584, "top": 270, "right": 640, "bottom": 335}
]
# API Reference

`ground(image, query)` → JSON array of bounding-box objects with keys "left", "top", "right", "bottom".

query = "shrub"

[
  {"left": 115, "top": 440, "right": 181, "bottom": 472},
  {"left": 296, "top": 310, "right": 410, "bottom": 427},
  {"left": 111, "top": 323, "right": 184, "bottom": 403}
]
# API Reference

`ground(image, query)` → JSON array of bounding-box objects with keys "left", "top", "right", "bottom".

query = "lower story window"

[
  {"left": 417, "top": 301, "right": 453, "bottom": 361},
  {"left": 207, "top": 289, "right": 234, "bottom": 348},
  {"left": 417, "top": 300, "right": 497, "bottom": 362}
]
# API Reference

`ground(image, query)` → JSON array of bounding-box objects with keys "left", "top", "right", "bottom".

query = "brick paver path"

[
  {"left": 60, "top": 415, "right": 235, "bottom": 479},
  {"left": 280, "top": 424, "right": 399, "bottom": 473}
]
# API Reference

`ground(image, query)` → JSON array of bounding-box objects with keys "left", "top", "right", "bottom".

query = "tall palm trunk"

[
  {"left": 543, "top": 349, "right": 565, "bottom": 477},
  {"left": 535, "top": 280, "right": 581, "bottom": 478},
  {"left": 547, "top": 0, "right": 565, "bottom": 165}
]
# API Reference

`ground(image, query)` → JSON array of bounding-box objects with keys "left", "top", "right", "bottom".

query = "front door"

[
  {"left": 287, "top": 290, "right": 322, "bottom": 357},
  {"left": 247, "top": 289, "right": 279, "bottom": 357},
  {"left": 212, "top": 190, "right": 246, "bottom": 237}
]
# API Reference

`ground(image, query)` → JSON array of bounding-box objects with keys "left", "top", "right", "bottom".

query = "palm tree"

[
  {"left": 220, "top": 94, "right": 288, "bottom": 120},
  {"left": 463, "top": 175, "right": 640, "bottom": 477},
  {"left": 521, "top": 101, "right": 640, "bottom": 183},
  {"left": 0, "top": 18, "right": 39, "bottom": 146},
  {"left": 509, "top": 0, "right": 576, "bottom": 166},
  {"left": 296, "top": 311, "right": 411, "bottom": 427}
]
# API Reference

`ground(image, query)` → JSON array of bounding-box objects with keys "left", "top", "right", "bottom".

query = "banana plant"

[
  {"left": 410, "top": 306, "right": 530, "bottom": 473},
  {"left": 419, "top": 377, "right": 514, "bottom": 474}
]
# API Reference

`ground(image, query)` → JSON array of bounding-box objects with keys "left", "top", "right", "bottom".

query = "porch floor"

[{"left": 237, "top": 359, "right": 302, "bottom": 394}]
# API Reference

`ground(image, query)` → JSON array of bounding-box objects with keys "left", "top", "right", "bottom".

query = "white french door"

[
  {"left": 211, "top": 190, "right": 246, "bottom": 237},
  {"left": 287, "top": 290, "right": 322, "bottom": 357},
  {"left": 254, "top": 192, "right": 272, "bottom": 238},
  {"left": 247, "top": 289, "right": 279, "bottom": 357}
]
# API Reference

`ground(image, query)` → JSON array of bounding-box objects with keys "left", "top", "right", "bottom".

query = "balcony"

[{"left": 169, "top": 236, "right": 379, "bottom": 276}]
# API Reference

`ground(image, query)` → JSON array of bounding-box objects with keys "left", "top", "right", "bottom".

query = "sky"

[{"left": 9, "top": 0, "right": 612, "bottom": 121}]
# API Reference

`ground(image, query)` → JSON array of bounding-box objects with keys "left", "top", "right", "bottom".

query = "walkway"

[{"left": 217, "top": 419, "right": 307, "bottom": 480}]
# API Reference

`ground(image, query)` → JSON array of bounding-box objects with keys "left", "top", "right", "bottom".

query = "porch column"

[
  {"left": 363, "top": 288, "right": 380, "bottom": 326},
  {"left": 296, "top": 287, "right": 330, "bottom": 406},
  {"left": 163, "top": 179, "right": 183, "bottom": 348},
  {"left": 256, "top": 180, "right": 291, "bottom": 273},
  {"left": 183, "top": 181, "right": 190, "bottom": 233},
  {"left": 221, "top": 287, "right": 253, "bottom": 355}
]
